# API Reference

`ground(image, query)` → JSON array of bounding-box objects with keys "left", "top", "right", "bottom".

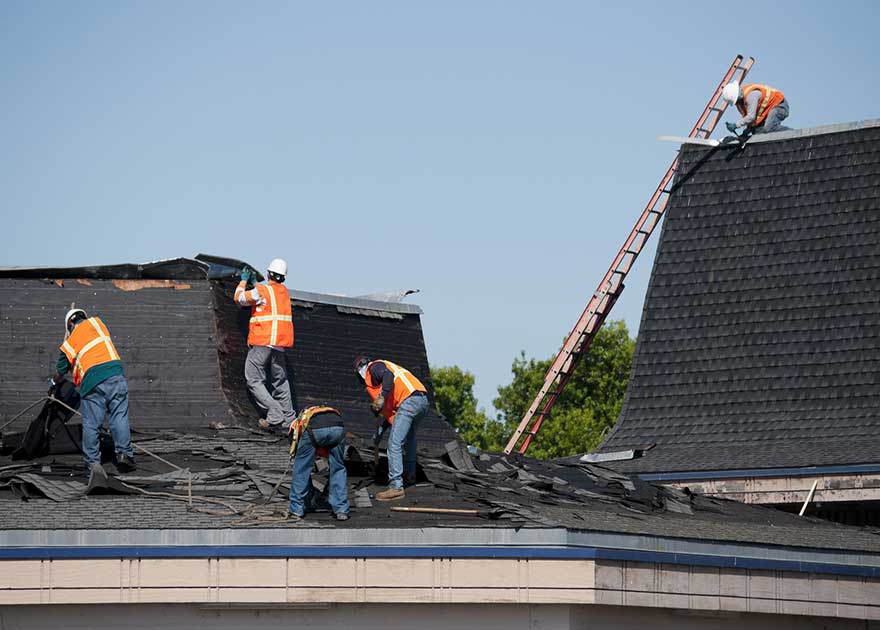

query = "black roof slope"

[
  {"left": 3, "top": 428, "right": 880, "bottom": 556},
  {"left": 0, "top": 256, "right": 454, "bottom": 451},
  {"left": 598, "top": 121, "right": 880, "bottom": 474}
]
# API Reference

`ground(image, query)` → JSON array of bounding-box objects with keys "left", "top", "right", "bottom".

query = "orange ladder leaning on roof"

[{"left": 504, "top": 54, "right": 755, "bottom": 455}]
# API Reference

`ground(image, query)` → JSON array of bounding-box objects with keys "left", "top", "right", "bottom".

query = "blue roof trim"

[
  {"left": 2, "top": 545, "right": 879, "bottom": 578},
  {"left": 639, "top": 462, "right": 880, "bottom": 482}
]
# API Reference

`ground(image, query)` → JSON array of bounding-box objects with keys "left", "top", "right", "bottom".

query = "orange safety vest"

[
  {"left": 737, "top": 84, "right": 785, "bottom": 126},
  {"left": 60, "top": 317, "right": 121, "bottom": 387},
  {"left": 364, "top": 360, "right": 427, "bottom": 423},
  {"left": 247, "top": 282, "right": 294, "bottom": 348}
]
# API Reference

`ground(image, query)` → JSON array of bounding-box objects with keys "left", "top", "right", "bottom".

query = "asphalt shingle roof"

[{"left": 599, "top": 123, "right": 880, "bottom": 473}]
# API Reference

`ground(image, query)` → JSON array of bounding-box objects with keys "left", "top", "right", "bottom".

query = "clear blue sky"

[{"left": 3, "top": 1, "right": 877, "bottom": 414}]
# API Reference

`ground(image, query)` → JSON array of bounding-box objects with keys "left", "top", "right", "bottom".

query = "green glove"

[
  {"left": 725, "top": 121, "right": 737, "bottom": 133},
  {"left": 239, "top": 267, "right": 253, "bottom": 283}
]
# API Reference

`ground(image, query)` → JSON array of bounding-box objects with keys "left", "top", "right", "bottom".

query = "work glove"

[
  {"left": 370, "top": 394, "right": 385, "bottom": 414},
  {"left": 239, "top": 267, "right": 254, "bottom": 284},
  {"left": 47, "top": 377, "right": 57, "bottom": 396},
  {"left": 725, "top": 121, "right": 737, "bottom": 133}
]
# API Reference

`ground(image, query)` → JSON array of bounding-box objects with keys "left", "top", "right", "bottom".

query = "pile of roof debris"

[{"left": 0, "top": 419, "right": 698, "bottom": 527}]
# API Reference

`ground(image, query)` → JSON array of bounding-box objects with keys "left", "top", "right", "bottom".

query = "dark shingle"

[{"left": 599, "top": 125, "right": 880, "bottom": 473}]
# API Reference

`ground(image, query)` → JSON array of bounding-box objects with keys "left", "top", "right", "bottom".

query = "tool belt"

[{"left": 288, "top": 406, "right": 342, "bottom": 457}]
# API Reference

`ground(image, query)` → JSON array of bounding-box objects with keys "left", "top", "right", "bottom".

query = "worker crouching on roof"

[
  {"left": 287, "top": 406, "right": 350, "bottom": 521},
  {"left": 722, "top": 80, "right": 789, "bottom": 135},
  {"left": 354, "top": 355, "right": 429, "bottom": 501},
  {"left": 235, "top": 258, "right": 296, "bottom": 429},
  {"left": 51, "top": 309, "right": 135, "bottom": 476}
]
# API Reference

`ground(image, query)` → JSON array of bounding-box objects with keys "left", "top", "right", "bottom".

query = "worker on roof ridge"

[
  {"left": 287, "top": 405, "right": 350, "bottom": 522},
  {"left": 722, "top": 80, "right": 790, "bottom": 135},
  {"left": 235, "top": 258, "right": 296, "bottom": 429},
  {"left": 51, "top": 308, "right": 136, "bottom": 478},
  {"left": 354, "top": 354, "right": 429, "bottom": 502}
]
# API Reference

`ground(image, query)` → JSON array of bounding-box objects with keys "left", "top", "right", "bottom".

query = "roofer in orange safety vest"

[
  {"left": 722, "top": 80, "right": 789, "bottom": 135},
  {"left": 354, "top": 355, "right": 429, "bottom": 502},
  {"left": 50, "top": 308, "right": 136, "bottom": 478},
  {"left": 235, "top": 258, "right": 296, "bottom": 429}
]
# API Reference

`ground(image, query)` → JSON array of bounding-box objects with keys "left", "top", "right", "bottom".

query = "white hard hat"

[
  {"left": 64, "top": 308, "right": 87, "bottom": 332},
  {"left": 267, "top": 258, "right": 288, "bottom": 277},
  {"left": 721, "top": 81, "right": 741, "bottom": 105}
]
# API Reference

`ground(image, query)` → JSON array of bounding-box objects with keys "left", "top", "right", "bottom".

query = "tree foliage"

[
  {"left": 430, "top": 365, "right": 505, "bottom": 451},
  {"left": 431, "top": 320, "right": 635, "bottom": 460}
]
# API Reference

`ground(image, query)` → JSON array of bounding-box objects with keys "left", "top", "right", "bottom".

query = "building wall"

[
  {"left": 1, "top": 557, "right": 878, "bottom": 621},
  {"left": 0, "top": 602, "right": 873, "bottom": 630}
]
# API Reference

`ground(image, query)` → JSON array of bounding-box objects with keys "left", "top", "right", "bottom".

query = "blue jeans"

[
  {"left": 80, "top": 374, "right": 134, "bottom": 466},
  {"left": 754, "top": 99, "right": 790, "bottom": 134},
  {"left": 289, "top": 425, "right": 349, "bottom": 517},
  {"left": 387, "top": 394, "right": 430, "bottom": 489}
]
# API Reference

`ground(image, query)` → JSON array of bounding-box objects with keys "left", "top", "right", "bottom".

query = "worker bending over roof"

[
  {"left": 354, "top": 355, "right": 429, "bottom": 501},
  {"left": 235, "top": 258, "right": 296, "bottom": 429},
  {"left": 287, "top": 405, "right": 350, "bottom": 522},
  {"left": 722, "top": 80, "right": 790, "bottom": 135},
  {"left": 51, "top": 308, "right": 135, "bottom": 477}
]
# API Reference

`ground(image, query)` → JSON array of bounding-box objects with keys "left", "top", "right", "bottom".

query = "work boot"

[
  {"left": 403, "top": 472, "right": 417, "bottom": 487},
  {"left": 116, "top": 453, "right": 136, "bottom": 473},
  {"left": 286, "top": 512, "right": 303, "bottom": 522},
  {"left": 376, "top": 487, "right": 405, "bottom": 502},
  {"left": 333, "top": 512, "right": 350, "bottom": 521}
]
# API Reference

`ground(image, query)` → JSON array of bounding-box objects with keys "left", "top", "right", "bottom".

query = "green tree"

[
  {"left": 493, "top": 320, "right": 635, "bottom": 459},
  {"left": 430, "top": 365, "right": 505, "bottom": 451}
]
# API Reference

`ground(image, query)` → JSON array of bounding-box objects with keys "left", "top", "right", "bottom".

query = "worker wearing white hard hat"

[
  {"left": 52, "top": 307, "right": 136, "bottom": 478},
  {"left": 234, "top": 258, "right": 297, "bottom": 428},
  {"left": 722, "top": 80, "right": 790, "bottom": 135}
]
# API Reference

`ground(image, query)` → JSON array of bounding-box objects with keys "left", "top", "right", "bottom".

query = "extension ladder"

[{"left": 503, "top": 54, "right": 755, "bottom": 455}]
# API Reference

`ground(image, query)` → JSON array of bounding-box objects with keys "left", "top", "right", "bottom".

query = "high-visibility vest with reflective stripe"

[
  {"left": 248, "top": 282, "right": 294, "bottom": 348},
  {"left": 737, "top": 84, "right": 785, "bottom": 126},
  {"left": 364, "top": 360, "right": 427, "bottom": 423},
  {"left": 60, "top": 317, "right": 121, "bottom": 387}
]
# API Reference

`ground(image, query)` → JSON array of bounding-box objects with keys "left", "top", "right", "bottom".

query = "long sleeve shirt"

[
  {"left": 736, "top": 91, "right": 762, "bottom": 128},
  {"left": 234, "top": 281, "right": 284, "bottom": 351},
  {"left": 369, "top": 362, "right": 396, "bottom": 399}
]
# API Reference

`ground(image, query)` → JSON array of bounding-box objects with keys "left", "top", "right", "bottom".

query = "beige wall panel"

[
  {"left": 217, "top": 587, "right": 285, "bottom": 603},
  {"left": 690, "top": 566, "right": 720, "bottom": 595},
  {"left": 132, "top": 587, "right": 211, "bottom": 603},
  {"left": 0, "top": 561, "right": 42, "bottom": 589},
  {"left": 837, "top": 603, "right": 866, "bottom": 619},
  {"left": 807, "top": 600, "right": 837, "bottom": 618},
  {"left": 0, "top": 589, "right": 41, "bottom": 605},
  {"left": 622, "top": 590, "right": 655, "bottom": 608},
  {"left": 808, "top": 574, "right": 837, "bottom": 605},
  {"left": 748, "top": 596, "right": 780, "bottom": 615},
  {"left": 448, "top": 559, "right": 518, "bottom": 588},
  {"left": 528, "top": 560, "right": 594, "bottom": 589},
  {"left": 837, "top": 576, "right": 864, "bottom": 605},
  {"left": 286, "top": 587, "right": 359, "bottom": 603},
  {"left": 288, "top": 558, "right": 358, "bottom": 587},
  {"left": 595, "top": 561, "right": 623, "bottom": 591},
  {"left": 625, "top": 562, "right": 655, "bottom": 592},
  {"left": 781, "top": 598, "right": 812, "bottom": 617},
  {"left": 138, "top": 558, "right": 209, "bottom": 588},
  {"left": 749, "top": 570, "right": 778, "bottom": 601},
  {"left": 594, "top": 587, "right": 623, "bottom": 606},
  {"left": 864, "top": 603, "right": 880, "bottom": 620},
  {"left": 654, "top": 592, "right": 689, "bottom": 609},
  {"left": 50, "top": 560, "right": 121, "bottom": 589},
  {"left": 217, "top": 559, "right": 285, "bottom": 588},
  {"left": 47, "top": 588, "right": 119, "bottom": 604},
  {"left": 362, "top": 558, "right": 434, "bottom": 588},
  {"left": 658, "top": 564, "right": 689, "bottom": 594},
  {"left": 445, "top": 587, "right": 521, "bottom": 604},
  {"left": 720, "top": 571, "right": 747, "bottom": 599},
  {"left": 523, "top": 588, "right": 593, "bottom": 604},
  {"left": 719, "top": 594, "right": 749, "bottom": 612}
]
